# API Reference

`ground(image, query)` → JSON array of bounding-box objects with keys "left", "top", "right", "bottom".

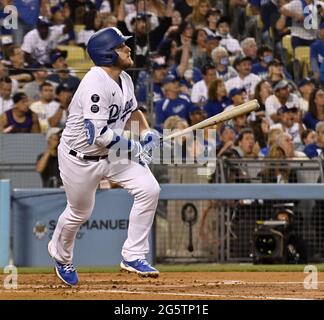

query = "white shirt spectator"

[
  {"left": 21, "top": 26, "right": 65, "bottom": 64},
  {"left": 0, "top": 97, "right": 13, "bottom": 114},
  {"left": 219, "top": 35, "right": 242, "bottom": 55},
  {"left": 225, "top": 74, "right": 261, "bottom": 99},
  {"left": 283, "top": 0, "right": 324, "bottom": 40},
  {"left": 77, "top": 30, "right": 95, "bottom": 46},
  {"left": 271, "top": 122, "right": 304, "bottom": 148},
  {"left": 299, "top": 97, "right": 309, "bottom": 113},
  {"left": 216, "top": 66, "right": 238, "bottom": 82},
  {"left": 30, "top": 100, "right": 60, "bottom": 133},
  {"left": 265, "top": 93, "right": 300, "bottom": 125},
  {"left": 191, "top": 80, "right": 208, "bottom": 105}
]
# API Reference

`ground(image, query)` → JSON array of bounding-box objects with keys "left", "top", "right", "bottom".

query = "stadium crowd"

[{"left": 0, "top": 0, "right": 324, "bottom": 183}]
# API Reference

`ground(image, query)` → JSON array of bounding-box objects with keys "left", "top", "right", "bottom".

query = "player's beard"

[{"left": 117, "top": 55, "right": 133, "bottom": 70}]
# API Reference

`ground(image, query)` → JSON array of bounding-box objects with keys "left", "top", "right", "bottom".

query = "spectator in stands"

[
  {"left": 250, "top": 116, "right": 270, "bottom": 152},
  {"left": 232, "top": 128, "right": 259, "bottom": 158},
  {"left": 48, "top": 84, "right": 72, "bottom": 129},
  {"left": 303, "top": 87, "right": 324, "bottom": 130},
  {"left": 271, "top": 106, "right": 305, "bottom": 149},
  {"left": 0, "top": 77, "right": 13, "bottom": 114},
  {"left": 276, "top": 131, "right": 306, "bottom": 157},
  {"left": 191, "top": 28, "right": 207, "bottom": 61},
  {"left": 260, "top": 127, "right": 283, "bottom": 157},
  {"left": 101, "top": 13, "right": 118, "bottom": 29},
  {"left": 298, "top": 77, "right": 315, "bottom": 113},
  {"left": 174, "top": 0, "right": 195, "bottom": 20},
  {"left": 251, "top": 45, "right": 274, "bottom": 79},
  {"left": 265, "top": 80, "right": 301, "bottom": 125},
  {"left": 203, "top": 7, "right": 222, "bottom": 37},
  {"left": 186, "top": 0, "right": 210, "bottom": 28},
  {"left": 240, "top": 37, "right": 258, "bottom": 63},
  {"left": 155, "top": 74, "right": 192, "bottom": 132},
  {"left": 191, "top": 63, "right": 216, "bottom": 106},
  {"left": 47, "top": 49, "right": 80, "bottom": 92},
  {"left": 217, "top": 16, "right": 242, "bottom": 56},
  {"left": 194, "top": 34, "right": 222, "bottom": 70},
  {"left": 135, "top": 57, "right": 168, "bottom": 108},
  {"left": 23, "top": 63, "right": 48, "bottom": 102},
  {"left": 301, "top": 128, "right": 316, "bottom": 146},
  {"left": 254, "top": 79, "right": 272, "bottom": 118},
  {"left": 310, "top": 22, "right": 324, "bottom": 80},
  {"left": 50, "top": 3, "right": 76, "bottom": 45},
  {"left": 211, "top": 46, "right": 238, "bottom": 82},
  {"left": 280, "top": 0, "right": 323, "bottom": 49},
  {"left": 36, "top": 127, "right": 63, "bottom": 188},
  {"left": 304, "top": 121, "right": 324, "bottom": 158},
  {"left": 7, "top": 45, "right": 33, "bottom": 85},
  {"left": 188, "top": 105, "right": 208, "bottom": 126},
  {"left": 30, "top": 82, "right": 59, "bottom": 133},
  {"left": 21, "top": 16, "right": 73, "bottom": 65},
  {"left": 0, "top": 60, "right": 19, "bottom": 94},
  {"left": 0, "top": 92, "right": 41, "bottom": 133},
  {"left": 258, "top": 144, "right": 298, "bottom": 183},
  {"left": 226, "top": 87, "right": 247, "bottom": 110},
  {"left": 225, "top": 55, "right": 261, "bottom": 100},
  {"left": 265, "top": 58, "right": 293, "bottom": 87},
  {"left": 203, "top": 78, "right": 231, "bottom": 117},
  {"left": 216, "top": 124, "right": 237, "bottom": 157},
  {"left": 77, "top": 10, "right": 101, "bottom": 47}
]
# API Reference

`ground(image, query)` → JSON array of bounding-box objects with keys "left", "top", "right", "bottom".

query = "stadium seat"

[
  {"left": 57, "top": 45, "right": 85, "bottom": 62},
  {"left": 74, "top": 24, "right": 85, "bottom": 35},
  {"left": 68, "top": 60, "right": 94, "bottom": 79},
  {"left": 294, "top": 46, "right": 310, "bottom": 77},
  {"left": 282, "top": 35, "right": 293, "bottom": 57}
]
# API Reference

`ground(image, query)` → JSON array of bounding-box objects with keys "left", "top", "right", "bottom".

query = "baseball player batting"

[{"left": 48, "top": 27, "right": 161, "bottom": 286}]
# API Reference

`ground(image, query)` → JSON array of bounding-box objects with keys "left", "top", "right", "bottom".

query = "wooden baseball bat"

[{"left": 162, "top": 99, "right": 260, "bottom": 142}]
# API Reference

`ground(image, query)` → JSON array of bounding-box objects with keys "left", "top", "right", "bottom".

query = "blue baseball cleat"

[
  {"left": 54, "top": 261, "right": 79, "bottom": 286},
  {"left": 120, "top": 259, "right": 159, "bottom": 278}
]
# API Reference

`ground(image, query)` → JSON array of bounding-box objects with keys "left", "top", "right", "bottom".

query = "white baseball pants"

[{"left": 48, "top": 141, "right": 160, "bottom": 263}]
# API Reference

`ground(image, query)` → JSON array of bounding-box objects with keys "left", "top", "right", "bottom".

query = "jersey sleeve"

[
  {"left": 21, "top": 31, "right": 33, "bottom": 54},
  {"left": 81, "top": 73, "right": 112, "bottom": 120}
]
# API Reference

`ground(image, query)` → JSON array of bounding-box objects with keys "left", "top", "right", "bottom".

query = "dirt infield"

[{"left": 0, "top": 271, "right": 323, "bottom": 300}]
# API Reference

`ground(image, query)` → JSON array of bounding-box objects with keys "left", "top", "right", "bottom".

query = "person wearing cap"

[
  {"left": 265, "top": 79, "right": 301, "bottom": 125},
  {"left": 270, "top": 105, "right": 304, "bottom": 149},
  {"left": 191, "top": 63, "right": 216, "bottom": 106},
  {"left": 0, "top": 92, "right": 40, "bottom": 133},
  {"left": 311, "top": 22, "right": 324, "bottom": 80},
  {"left": 36, "top": 127, "right": 63, "bottom": 188},
  {"left": 298, "top": 78, "right": 315, "bottom": 113},
  {"left": 30, "top": 82, "right": 60, "bottom": 133},
  {"left": 155, "top": 74, "right": 193, "bottom": 132},
  {"left": 7, "top": 44, "right": 33, "bottom": 84},
  {"left": 21, "top": 16, "right": 73, "bottom": 65},
  {"left": 225, "top": 87, "right": 247, "bottom": 110},
  {"left": 23, "top": 63, "right": 48, "bottom": 102},
  {"left": 47, "top": 49, "right": 80, "bottom": 92},
  {"left": 216, "top": 16, "right": 242, "bottom": 56},
  {"left": 211, "top": 46, "right": 238, "bottom": 82},
  {"left": 47, "top": 84, "right": 72, "bottom": 130},
  {"left": 225, "top": 55, "right": 261, "bottom": 100}
]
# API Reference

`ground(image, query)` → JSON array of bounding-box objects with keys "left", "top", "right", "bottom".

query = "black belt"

[{"left": 69, "top": 150, "right": 108, "bottom": 161}]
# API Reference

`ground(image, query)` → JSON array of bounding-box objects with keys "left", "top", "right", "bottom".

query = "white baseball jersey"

[
  {"left": 62, "top": 66, "right": 137, "bottom": 156},
  {"left": 225, "top": 74, "right": 261, "bottom": 98},
  {"left": 190, "top": 79, "right": 208, "bottom": 105}
]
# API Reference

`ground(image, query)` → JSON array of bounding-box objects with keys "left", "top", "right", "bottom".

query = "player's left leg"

[{"left": 106, "top": 160, "right": 160, "bottom": 277}]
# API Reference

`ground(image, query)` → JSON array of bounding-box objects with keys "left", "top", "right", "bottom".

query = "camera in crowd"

[{"left": 252, "top": 204, "right": 307, "bottom": 264}]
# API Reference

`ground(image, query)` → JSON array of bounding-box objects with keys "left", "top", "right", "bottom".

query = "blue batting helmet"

[{"left": 87, "top": 27, "right": 132, "bottom": 67}]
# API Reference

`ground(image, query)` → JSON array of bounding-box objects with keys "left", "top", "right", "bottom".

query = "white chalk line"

[{"left": 0, "top": 288, "right": 316, "bottom": 300}]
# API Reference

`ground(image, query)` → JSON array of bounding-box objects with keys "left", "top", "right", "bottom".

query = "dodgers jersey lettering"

[{"left": 62, "top": 66, "right": 137, "bottom": 155}]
